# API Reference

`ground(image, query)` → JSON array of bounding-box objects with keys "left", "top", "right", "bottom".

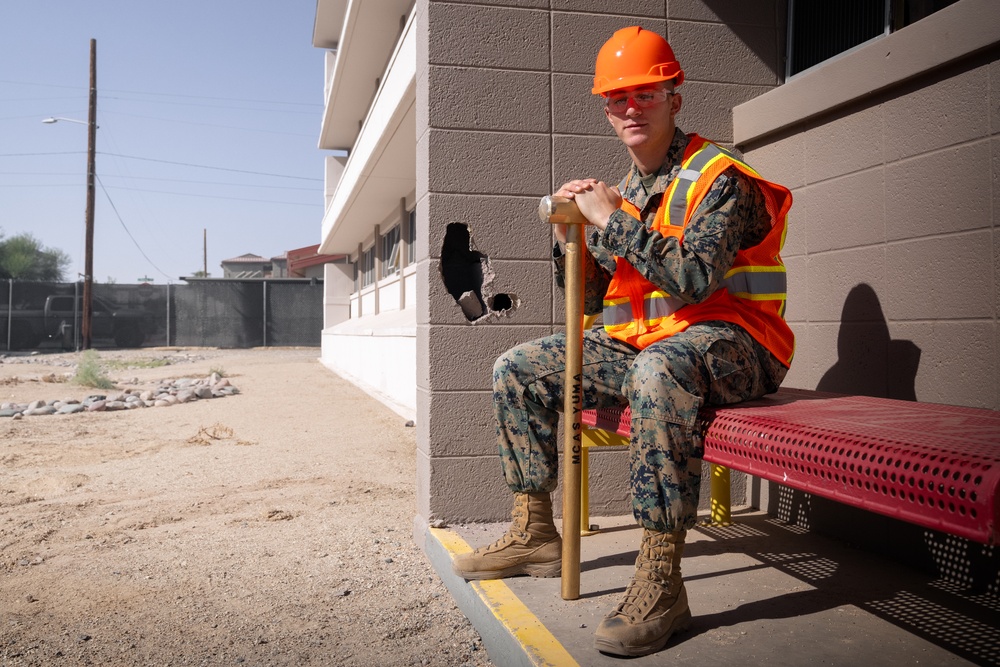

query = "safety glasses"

[{"left": 604, "top": 88, "right": 675, "bottom": 113}]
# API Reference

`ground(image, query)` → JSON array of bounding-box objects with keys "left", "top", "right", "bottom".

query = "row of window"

[
  {"left": 788, "top": 0, "right": 959, "bottom": 77},
  {"left": 356, "top": 209, "right": 416, "bottom": 290}
]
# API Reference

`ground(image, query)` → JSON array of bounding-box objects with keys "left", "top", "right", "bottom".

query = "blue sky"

[{"left": 0, "top": 1, "right": 325, "bottom": 283}]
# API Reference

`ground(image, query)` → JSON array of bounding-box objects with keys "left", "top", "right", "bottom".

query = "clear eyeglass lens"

[{"left": 606, "top": 89, "right": 670, "bottom": 112}]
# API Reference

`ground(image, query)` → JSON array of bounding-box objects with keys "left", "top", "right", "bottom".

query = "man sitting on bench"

[{"left": 452, "top": 26, "right": 795, "bottom": 658}]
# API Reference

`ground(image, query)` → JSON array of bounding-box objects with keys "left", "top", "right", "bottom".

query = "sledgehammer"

[{"left": 537, "top": 195, "right": 587, "bottom": 601}]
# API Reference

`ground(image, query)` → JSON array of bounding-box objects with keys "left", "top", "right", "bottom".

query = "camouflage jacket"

[{"left": 555, "top": 128, "right": 771, "bottom": 316}]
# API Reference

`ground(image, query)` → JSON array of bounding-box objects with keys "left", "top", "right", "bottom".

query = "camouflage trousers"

[{"left": 493, "top": 321, "right": 786, "bottom": 532}]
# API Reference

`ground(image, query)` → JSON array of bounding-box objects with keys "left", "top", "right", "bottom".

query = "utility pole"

[
  {"left": 82, "top": 38, "right": 97, "bottom": 350},
  {"left": 203, "top": 228, "right": 207, "bottom": 276}
]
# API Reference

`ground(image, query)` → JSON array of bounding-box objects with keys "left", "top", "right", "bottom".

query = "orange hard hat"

[{"left": 592, "top": 26, "right": 684, "bottom": 95}]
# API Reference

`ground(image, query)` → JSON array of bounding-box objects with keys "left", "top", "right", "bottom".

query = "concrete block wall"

[
  {"left": 741, "top": 31, "right": 1000, "bottom": 410},
  {"left": 416, "top": 0, "right": 786, "bottom": 523}
]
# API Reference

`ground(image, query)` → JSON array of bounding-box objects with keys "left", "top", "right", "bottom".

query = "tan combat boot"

[
  {"left": 452, "top": 492, "right": 562, "bottom": 580},
  {"left": 593, "top": 528, "right": 691, "bottom": 656}
]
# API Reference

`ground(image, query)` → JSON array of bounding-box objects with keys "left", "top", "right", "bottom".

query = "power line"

[
  {"left": 103, "top": 185, "right": 321, "bottom": 206},
  {"left": 104, "top": 88, "right": 321, "bottom": 107},
  {"left": 0, "top": 171, "right": 318, "bottom": 190},
  {"left": 100, "top": 95, "right": 319, "bottom": 115},
  {"left": 100, "top": 109, "right": 317, "bottom": 137},
  {"left": 0, "top": 79, "right": 81, "bottom": 90},
  {"left": 0, "top": 96, "right": 86, "bottom": 103},
  {"left": 0, "top": 113, "right": 84, "bottom": 122},
  {"left": 0, "top": 151, "right": 86, "bottom": 157},
  {"left": 97, "top": 122, "right": 184, "bottom": 271},
  {"left": 0, "top": 183, "right": 82, "bottom": 188},
  {"left": 95, "top": 174, "right": 172, "bottom": 281},
  {"left": 0, "top": 182, "right": 320, "bottom": 205},
  {"left": 0, "top": 78, "right": 319, "bottom": 108},
  {"left": 100, "top": 152, "right": 323, "bottom": 181}
]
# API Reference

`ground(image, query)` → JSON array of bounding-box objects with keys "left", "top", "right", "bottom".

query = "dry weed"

[{"left": 187, "top": 423, "right": 234, "bottom": 446}]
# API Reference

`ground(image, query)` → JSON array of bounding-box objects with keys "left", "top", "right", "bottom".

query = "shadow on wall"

[
  {"left": 698, "top": 1, "right": 785, "bottom": 82},
  {"left": 440, "top": 222, "right": 517, "bottom": 323},
  {"left": 816, "top": 283, "right": 922, "bottom": 401}
]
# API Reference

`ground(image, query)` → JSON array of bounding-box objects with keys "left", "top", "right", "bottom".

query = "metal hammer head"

[{"left": 538, "top": 195, "right": 586, "bottom": 225}]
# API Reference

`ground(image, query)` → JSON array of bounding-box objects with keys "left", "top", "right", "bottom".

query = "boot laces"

[
  {"left": 479, "top": 526, "right": 528, "bottom": 553},
  {"left": 636, "top": 542, "right": 671, "bottom": 586},
  {"left": 611, "top": 534, "right": 678, "bottom": 619},
  {"left": 613, "top": 577, "right": 659, "bottom": 620},
  {"left": 475, "top": 499, "right": 530, "bottom": 554}
]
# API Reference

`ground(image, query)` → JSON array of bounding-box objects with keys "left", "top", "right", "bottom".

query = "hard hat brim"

[{"left": 592, "top": 70, "right": 684, "bottom": 96}]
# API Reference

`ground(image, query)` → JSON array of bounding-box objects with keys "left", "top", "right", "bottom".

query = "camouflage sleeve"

[
  {"left": 553, "top": 226, "right": 617, "bottom": 315},
  {"left": 598, "top": 166, "right": 769, "bottom": 305}
]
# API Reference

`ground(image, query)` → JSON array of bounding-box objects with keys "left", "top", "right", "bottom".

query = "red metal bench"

[{"left": 581, "top": 387, "right": 1000, "bottom": 545}]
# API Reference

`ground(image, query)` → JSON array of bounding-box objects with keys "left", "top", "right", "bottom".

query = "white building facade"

[{"left": 313, "top": 0, "right": 418, "bottom": 420}]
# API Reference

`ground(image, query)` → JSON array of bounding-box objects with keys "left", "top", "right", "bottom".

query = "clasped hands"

[{"left": 552, "top": 179, "right": 622, "bottom": 245}]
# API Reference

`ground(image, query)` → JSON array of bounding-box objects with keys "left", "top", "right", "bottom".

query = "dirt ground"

[{"left": 0, "top": 347, "right": 492, "bottom": 667}]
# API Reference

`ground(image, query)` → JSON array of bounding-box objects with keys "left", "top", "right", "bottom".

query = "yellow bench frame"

[{"left": 580, "top": 428, "right": 732, "bottom": 535}]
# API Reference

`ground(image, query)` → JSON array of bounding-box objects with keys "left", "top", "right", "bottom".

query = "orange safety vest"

[{"left": 602, "top": 134, "right": 795, "bottom": 366}]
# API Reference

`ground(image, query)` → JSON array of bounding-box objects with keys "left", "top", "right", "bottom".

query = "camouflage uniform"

[{"left": 494, "top": 128, "right": 788, "bottom": 533}]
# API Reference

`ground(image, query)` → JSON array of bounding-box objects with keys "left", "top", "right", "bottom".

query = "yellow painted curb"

[{"left": 430, "top": 528, "right": 580, "bottom": 667}]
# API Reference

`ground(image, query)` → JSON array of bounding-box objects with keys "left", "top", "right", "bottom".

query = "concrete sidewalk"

[{"left": 423, "top": 510, "right": 999, "bottom": 667}]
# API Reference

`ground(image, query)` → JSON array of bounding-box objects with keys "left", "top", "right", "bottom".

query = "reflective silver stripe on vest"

[
  {"left": 667, "top": 143, "right": 727, "bottom": 227},
  {"left": 603, "top": 301, "right": 633, "bottom": 326},
  {"left": 722, "top": 269, "right": 787, "bottom": 296},
  {"left": 644, "top": 293, "right": 686, "bottom": 320}
]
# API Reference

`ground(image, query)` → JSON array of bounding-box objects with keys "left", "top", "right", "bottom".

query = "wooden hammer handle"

[{"left": 538, "top": 194, "right": 586, "bottom": 601}]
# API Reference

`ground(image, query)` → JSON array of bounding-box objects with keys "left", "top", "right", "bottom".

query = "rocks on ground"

[{"left": 0, "top": 350, "right": 238, "bottom": 419}]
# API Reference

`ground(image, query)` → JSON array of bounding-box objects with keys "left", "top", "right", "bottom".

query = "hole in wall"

[
  {"left": 441, "top": 222, "right": 487, "bottom": 321},
  {"left": 490, "top": 293, "right": 513, "bottom": 313},
  {"left": 440, "top": 222, "right": 519, "bottom": 323}
]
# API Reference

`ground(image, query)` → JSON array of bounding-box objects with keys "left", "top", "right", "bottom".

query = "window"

[
  {"left": 47, "top": 296, "right": 74, "bottom": 312},
  {"left": 360, "top": 245, "right": 375, "bottom": 288},
  {"left": 787, "top": 0, "right": 960, "bottom": 77},
  {"left": 407, "top": 208, "right": 416, "bottom": 264},
  {"left": 381, "top": 225, "right": 401, "bottom": 277}
]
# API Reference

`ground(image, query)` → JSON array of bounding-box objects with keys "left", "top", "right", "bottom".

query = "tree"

[{"left": 0, "top": 231, "right": 71, "bottom": 281}]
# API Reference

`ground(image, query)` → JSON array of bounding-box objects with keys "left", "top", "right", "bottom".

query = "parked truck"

[{"left": 1, "top": 294, "right": 150, "bottom": 350}]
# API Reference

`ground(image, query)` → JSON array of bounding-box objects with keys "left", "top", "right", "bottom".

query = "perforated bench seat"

[{"left": 581, "top": 387, "right": 1000, "bottom": 545}]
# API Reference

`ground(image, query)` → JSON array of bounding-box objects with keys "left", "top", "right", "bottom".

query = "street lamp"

[
  {"left": 42, "top": 117, "right": 98, "bottom": 128},
  {"left": 42, "top": 39, "right": 97, "bottom": 350}
]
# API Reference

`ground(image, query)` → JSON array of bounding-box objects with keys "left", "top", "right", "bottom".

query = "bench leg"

[
  {"left": 579, "top": 439, "right": 604, "bottom": 536},
  {"left": 579, "top": 428, "right": 629, "bottom": 536},
  {"left": 704, "top": 464, "right": 732, "bottom": 526},
  {"left": 580, "top": 446, "right": 599, "bottom": 536}
]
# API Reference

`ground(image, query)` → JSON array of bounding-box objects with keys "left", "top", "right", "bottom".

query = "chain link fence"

[{"left": 0, "top": 278, "right": 323, "bottom": 351}]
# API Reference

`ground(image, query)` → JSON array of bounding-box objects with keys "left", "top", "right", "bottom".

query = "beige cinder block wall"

[
  {"left": 415, "top": 0, "right": 787, "bottom": 526},
  {"left": 737, "top": 0, "right": 1000, "bottom": 412}
]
